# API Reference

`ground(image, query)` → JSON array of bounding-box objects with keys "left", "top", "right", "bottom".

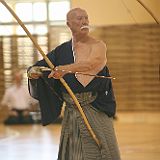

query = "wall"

[
  {"left": 71, "top": 0, "right": 160, "bottom": 25},
  {"left": 90, "top": 24, "right": 160, "bottom": 111}
]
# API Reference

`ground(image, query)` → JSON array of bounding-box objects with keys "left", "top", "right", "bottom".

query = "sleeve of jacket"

[
  {"left": 28, "top": 49, "right": 63, "bottom": 126},
  {"left": 91, "top": 66, "right": 116, "bottom": 117}
]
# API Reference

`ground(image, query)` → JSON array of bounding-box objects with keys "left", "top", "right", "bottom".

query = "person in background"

[
  {"left": 1, "top": 68, "right": 37, "bottom": 124},
  {"left": 27, "top": 8, "right": 121, "bottom": 160}
]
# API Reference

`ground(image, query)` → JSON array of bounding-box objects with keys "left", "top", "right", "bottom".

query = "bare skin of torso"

[
  {"left": 73, "top": 38, "right": 107, "bottom": 87},
  {"left": 47, "top": 35, "right": 107, "bottom": 87},
  {"left": 73, "top": 38, "right": 96, "bottom": 62}
]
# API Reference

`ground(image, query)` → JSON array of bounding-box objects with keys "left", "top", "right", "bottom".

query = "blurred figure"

[{"left": 1, "top": 69, "right": 37, "bottom": 125}]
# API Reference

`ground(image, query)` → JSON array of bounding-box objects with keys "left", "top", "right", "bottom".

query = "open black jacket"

[{"left": 28, "top": 40, "right": 116, "bottom": 126}]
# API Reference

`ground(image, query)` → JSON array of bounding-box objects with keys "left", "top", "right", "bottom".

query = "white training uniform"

[{"left": 1, "top": 84, "right": 37, "bottom": 110}]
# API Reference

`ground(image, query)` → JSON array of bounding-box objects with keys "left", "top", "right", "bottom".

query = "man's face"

[{"left": 67, "top": 9, "right": 89, "bottom": 35}]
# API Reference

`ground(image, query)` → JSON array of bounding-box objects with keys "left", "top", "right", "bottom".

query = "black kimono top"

[{"left": 28, "top": 40, "right": 116, "bottom": 126}]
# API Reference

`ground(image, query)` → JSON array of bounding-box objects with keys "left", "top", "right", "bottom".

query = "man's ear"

[
  {"left": 66, "top": 21, "right": 69, "bottom": 26},
  {"left": 66, "top": 21, "right": 70, "bottom": 27}
]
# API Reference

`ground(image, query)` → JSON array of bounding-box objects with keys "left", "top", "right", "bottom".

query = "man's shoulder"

[
  {"left": 55, "top": 40, "right": 72, "bottom": 50},
  {"left": 48, "top": 40, "right": 71, "bottom": 57},
  {"left": 90, "top": 39, "right": 106, "bottom": 50},
  {"left": 89, "top": 37, "right": 106, "bottom": 46}
]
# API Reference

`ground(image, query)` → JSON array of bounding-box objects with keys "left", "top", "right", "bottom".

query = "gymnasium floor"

[{"left": 0, "top": 111, "right": 160, "bottom": 160}]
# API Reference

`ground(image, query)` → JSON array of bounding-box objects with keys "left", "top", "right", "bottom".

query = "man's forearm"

[{"left": 58, "top": 61, "right": 98, "bottom": 73}]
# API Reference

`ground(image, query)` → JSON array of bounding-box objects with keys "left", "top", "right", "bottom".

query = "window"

[
  {"left": 34, "top": 25, "right": 48, "bottom": 35},
  {"left": 0, "top": 0, "right": 70, "bottom": 90},
  {"left": 0, "top": 4, "right": 12, "bottom": 22},
  {"left": 0, "top": 1, "right": 70, "bottom": 35},
  {"left": 0, "top": 26, "right": 13, "bottom": 35},
  {"left": 33, "top": 2, "right": 47, "bottom": 21},
  {"left": 15, "top": 3, "right": 33, "bottom": 22},
  {"left": 16, "top": 25, "right": 34, "bottom": 35},
  {"left": 49, "top": 1, "right": 70, "bottom": 21}
]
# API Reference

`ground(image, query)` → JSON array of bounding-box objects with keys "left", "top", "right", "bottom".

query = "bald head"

[
  {"left": 66, "top": 8, "right": 89, "bottom": 35},
  {"left": 67, "top": 8, "right": 87, "bottom": 21}
]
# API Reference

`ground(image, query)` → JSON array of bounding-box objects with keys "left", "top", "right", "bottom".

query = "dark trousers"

[{"left": 4, "top": 109, "right": 33, "bottom": 125}]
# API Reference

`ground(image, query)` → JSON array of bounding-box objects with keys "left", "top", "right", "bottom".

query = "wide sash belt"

[{"left": 62, "top": 92, "right": 97, "bottom": 107}]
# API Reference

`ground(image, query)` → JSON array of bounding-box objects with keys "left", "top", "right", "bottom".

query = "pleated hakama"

[{"left": 58, "top": 92, "right": 121, "bottom": 160}]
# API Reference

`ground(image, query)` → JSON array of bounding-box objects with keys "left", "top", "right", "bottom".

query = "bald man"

[{"left": 28, "top": 8, "right": 121, "bottom": 160}]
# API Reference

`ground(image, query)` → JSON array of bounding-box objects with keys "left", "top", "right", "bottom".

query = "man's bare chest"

[{"left": 74, "top": 44, "right": 92, "bottom": 61}]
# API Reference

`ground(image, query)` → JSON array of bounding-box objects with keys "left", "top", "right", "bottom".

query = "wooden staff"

[{"left": 0, "top": 0, "right": 101, "bottom": 147}]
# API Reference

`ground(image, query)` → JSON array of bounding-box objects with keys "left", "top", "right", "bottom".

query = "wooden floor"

[{"left": 0, "top": 111, "right": 160, "bottom": 160}]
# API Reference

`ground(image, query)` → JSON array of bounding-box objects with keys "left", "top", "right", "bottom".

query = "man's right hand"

[{"left": 27, "top": 66, "right": 42, "bottom": 79}]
